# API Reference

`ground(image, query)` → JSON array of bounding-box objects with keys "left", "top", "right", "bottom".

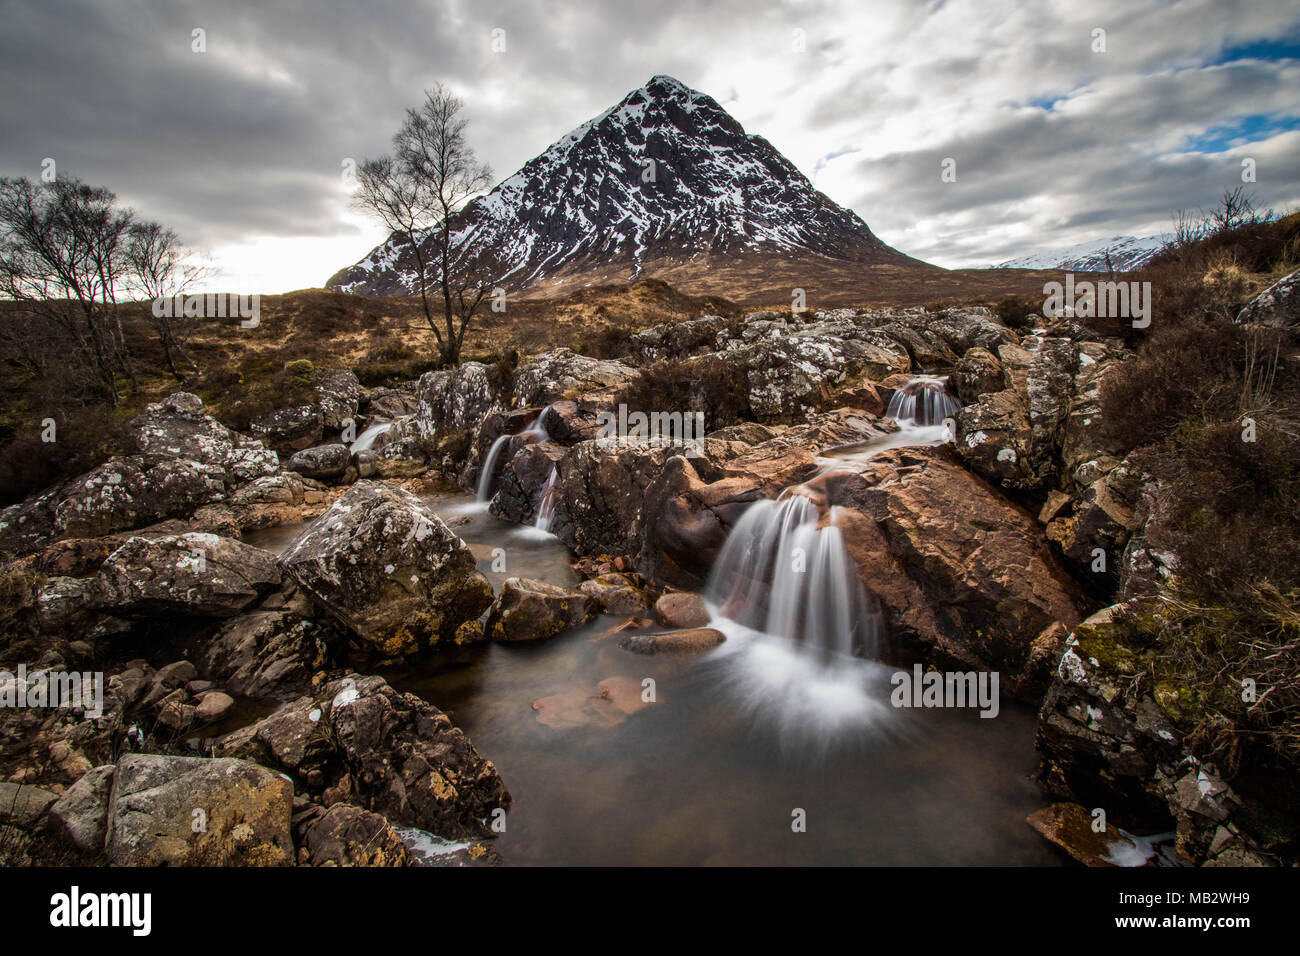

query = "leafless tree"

[
  {"left": 352, "top": 84, "right": 494, "bottom": 365},
  {"left": 123, "top": 220, "right": 207, "bottom": 379}
]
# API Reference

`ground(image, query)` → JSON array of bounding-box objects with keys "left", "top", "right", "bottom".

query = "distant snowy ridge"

[{"left": 985, "top": 234, "right": 1172, "bottom": 272}]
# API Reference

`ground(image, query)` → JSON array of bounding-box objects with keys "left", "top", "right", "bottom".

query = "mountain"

[
  {"left": 985, "top": 234, "right": 1171, "bottom": 272},
  {"left": 328, "top": 75, "right": 927, "bottom": 299}
]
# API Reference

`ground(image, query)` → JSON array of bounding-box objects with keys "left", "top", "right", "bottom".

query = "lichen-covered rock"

[
  {"left": 628, "top": 314, "right": 730, "bottom": 363},
  {"left": 952, "top": 346, "right": 1007, "bottom": 401},
  {"left": 312, "top": 369, "right": 367, "bottom": 430},
  {"left": 286, "top": 443, "right": 350, "bottom": 481},
  {"left": 105, "top": 754, "right": 294, "bottom": 866},
  {"left": 215, "top": 674, "right": 510, "bottom": 840},
  {"left": 200, "top": 607, "right": 346, "bottom": 698},
  {"left": 130, "top": 391, "right": 278, "bottom": 482},
  {"left": 486, "top": 577, "right": 597, "bottom": 642},
  {"left": 511, "top": 348, "right": 637, "bottom": 406},
  {"left": 298, "top": 803, "right": 410, "bottom": 867},
  {"left": 251, "top": 404, "right": 325, "bottom": 454},
  {"left": 96, "top": 532, "right": 281, "bottom": 617},
  {"left": 416, "top": 362, "right": 505, "bottom": 440},
  {"left": 1236, "top": 267, "right": 1300, "bottom": 328},
  {"left": 277, "top": 481, "right": 492, "bottom": 657}
]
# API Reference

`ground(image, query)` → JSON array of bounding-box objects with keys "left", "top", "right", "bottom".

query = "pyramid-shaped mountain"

[{"left": 328, "top": 75, "right": 926, "bottom": 298}]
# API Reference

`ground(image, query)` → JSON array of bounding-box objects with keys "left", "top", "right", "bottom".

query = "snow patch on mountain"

[{"left": 986, "top": 234, "right": 1172, "bottom": 272}]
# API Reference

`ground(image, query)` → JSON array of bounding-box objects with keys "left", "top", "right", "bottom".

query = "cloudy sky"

[{"left": 2, "top": 0, "right": 1298, "bottom": 291}]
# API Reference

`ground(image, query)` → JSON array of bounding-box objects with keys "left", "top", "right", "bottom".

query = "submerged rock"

[{"left": 619, "top": 627, "right": 725, "bottom": 656}]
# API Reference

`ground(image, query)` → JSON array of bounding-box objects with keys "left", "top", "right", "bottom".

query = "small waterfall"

[
  {"left": 706, "top": 492, "right": 883, "bottom": 659},
  {"left": 349, "top": 421, "right": 393, "bottom": 454},
  {"left": 477, "top": 411, "right": 550, "bottom": 503},
  {"left": 533, "top": 470, "right": 559, "bottom": 533},
  {"left": 885, "top": 375, "right": 961, "bottom": 427}
]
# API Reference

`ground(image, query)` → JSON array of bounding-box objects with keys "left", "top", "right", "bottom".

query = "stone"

[
  {"left": 47, "top": 765, "right": 115, "bottom": 854},
  {"left": 485, "top": 577, "right": 597, "bottom": 642},
  {"left": 654, "top": 591, "right": 711, "bottom": 628},
  {"left": 299, "top": 803, "right": 410, "bottom": 867},
  {"left": 619, "top": 627, "right": 725, "bottom": 655},
  {"left": 286, "top": 443, "right": 351, "bottom": 481}
]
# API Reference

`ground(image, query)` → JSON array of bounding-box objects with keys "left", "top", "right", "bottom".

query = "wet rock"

[
  {"left": 654, "top": 591, "right": 711, "bottom": 628},
  {"left": 105, "top": 754, "right": 294, "bottom": 866},
  {"left": 278, "top": 481, "right": 493, "bottom": 657},
  {"left": 619, "top": 627, "right": 725, "bottom": 655},
  {"left": 826, "top": 446, "right": 1085, "bottom": 700},
  {"left": 1026, "top": 802, "right": 1144, "bottom": 867},
  {"left": 533, "top": 676, "right": 652, "bottom": 730},
  {"left": 47, "top": 765, "right": 115, "bottom": 854},
  {"left": 96, "top": 532, "right": 281, "bottom": 617},
  {"left": 215, "top": 674, "right": 510, "bottom": 840},
  {"left": 578, "top": 572, "right": 653, "bottom": 616},
  {"left": 299, "top": 802, "right": 410, "bottom": 867},
  {"left": 488, "top": 441, "right": 566, "bottom": 523},
  {"left": 286, "top": 443, "right": 350, "bottom": 481},
  {"left": 486, "top": 577, "right": 597, "bottom": 642},
  {"left": 201, "top": 608, "right": 345, "bottom": 698}
]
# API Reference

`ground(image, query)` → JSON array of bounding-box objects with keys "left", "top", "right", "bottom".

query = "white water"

[
  {"left": 349, "top": 421, "right": 393, "bottom": 454},
  {"left": 884, "top": 375, "right": 961, "bottom": 427},
  {"left": 476, "top": 411, "right": 550, "bottom": 503},
  {"left": 533, "top": 469, "right": 559, "bottom": 533}
]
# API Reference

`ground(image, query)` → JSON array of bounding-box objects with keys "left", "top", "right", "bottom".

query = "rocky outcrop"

[
  {"left": 511, "top": 348, "right": 636, "bottom": 406},
  {"left": 105, "top": 754, "right": 294, "bottom": 866},
  {"left": 296, "top": 802, "right": 410, "bottom": 867},
  {"left": 277, "top": 481, "right": 492, "bottom": 657},
  {"left": 200, "top": 599, "right": 348, "bottom": 698},
  {"left": 131, "top": 391, "right": 279, "bottom": 482},
  {"left": 825, "top": 446, "right": 1086, "bottom": 699},
  {"left": 312, "top": 369, "right": 366, "bottom": 430},
  {"left": 485, "top": 577, "right": 597, "bottom": 642},
  {"left": 216, "top": 674, "right": 510, "bottom": 840},
  {"left": 416, "top": 362, "right": 505, "bottom": 440}
]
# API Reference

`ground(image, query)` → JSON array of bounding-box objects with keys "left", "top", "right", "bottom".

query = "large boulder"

[
  {"left": 312, "top": 369, "right": 366, "bottom": 430},
  {"left": 47, "top": 765, "right": 115, "bottom": 854},
  {"left": 277, "top": 481, "right": 493, "bottom": 657},
  {"left": 96, "top": 532, "right": 281, "bottom": 617},
  {"left": 511, "top": 348, "right": 637, "bottom": 406},
  {"left": 105, "top": 754, "right": 294, "bottom": 866},
  {"left": 286, "top": 443, "right": 350, "bottom": 481},
  {"left": 416, "top": 362, "right": 505, "bottom": 439},
  {"left": 826, "top": 446, "right": 1086, "bottom": 700},
  {"left": 251, "top": 404, "right": 325, "bottom": 454},
  {"left": 485, "top": 577, "right": 597, "bottom": 642},
  {"left": 130, "top": 391, "right": 278, "bottom": 482},
  {"left": 215, "top": 674, "right": 510, "bottom": 840}
]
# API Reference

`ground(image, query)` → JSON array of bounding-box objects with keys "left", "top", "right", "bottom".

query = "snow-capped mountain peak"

[
  {"left": 986, "top": 234, "right": 1172, "bottom": 272},
  {"left": 328, "top": 75, "right": 910, "bottom": 296}
]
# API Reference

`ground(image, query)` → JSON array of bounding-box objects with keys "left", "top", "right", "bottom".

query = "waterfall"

[
  {"left": 706, "top": 492, "right": 883, "bottom": 660},
  {"left": 533, "top": 470, "right": 559, "bottom": 533},
  {"left": 477, "top": 410, "right": 551, "bottom": 503},
  {"left": 349, "top": 421, "right": 393, "bottom": 454},
  {"left": 885, "top": 375, "right": 961, "bottom": 427}
]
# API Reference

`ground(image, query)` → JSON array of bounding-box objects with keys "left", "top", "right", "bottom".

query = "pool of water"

[{"left": 247, "top": 491, "right": 1059, "bottom": 867}]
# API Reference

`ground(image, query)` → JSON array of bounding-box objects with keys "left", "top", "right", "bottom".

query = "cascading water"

[
  {"left": 533, "top": 470, "right": 559, "bottom": 533},
  {"left": 885, "top": 375, "right": 961, "bottom": 427},
  {"left": 706, "top": 492, "right": 883, "bottom": 660},
  {"left": 349, "top": 421, "right": 393, "bottom": 454},
  {"left": 477, "top": 410, "right": 550, "bottom": 503}
]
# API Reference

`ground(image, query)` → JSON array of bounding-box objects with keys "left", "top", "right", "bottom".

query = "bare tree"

[
  {"left": 123, "top": 220, "right": 207, "bottom": 380},
  {"left": 0, "top": 176, "right": 136, "bottom": 405},
  {"left": 352, "top": 85, "right": 493, "bottom": 365}
]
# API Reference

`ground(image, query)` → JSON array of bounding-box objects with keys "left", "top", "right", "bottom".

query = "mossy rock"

[{"left": 284, "top": 359, "right": 315, "bottom": 376}]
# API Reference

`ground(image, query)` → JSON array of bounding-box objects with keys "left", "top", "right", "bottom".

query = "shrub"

[{"left": 617, "top": 355, "right": 753, "bottom": 429}]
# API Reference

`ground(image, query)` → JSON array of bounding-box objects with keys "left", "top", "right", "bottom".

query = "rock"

[
  {"left": 278, "top": 481, "right": 492, "bottom": 657},
  {"left": 486, "top": 577, "right": 597, "bottom": 642},
  {"left": 511, "top": 348, "right": 637, "bottom": 406},
  {"left": 299, "top": 803, "right": 410, "bottom": 867},
  {"left": 533, "top": 676, "right": 653, "bottom": 730},
  {"left": 364, "top": 386, "right": 419, "bottom": 420},
  {"left": 195, "top": 691, "right": 235, "bottom": 723},
  {"left": 96, "top": 532, "right": 281, "bottom": 617},
  {"left": 628, "top": 314, "right": 731, "bottom": 363},
  {"left": 251, "top": 404, "right": 325, "bottom": 454},
  {"left": 825, "top": 446, "right": 1085, "bottom": 700},
  {"left": 487, "top": 441, "right": 566, "bottom": 523},
  {"left": 1026, "top": 802, "right": 1144, "bottom": 867},
  {"left": 312, "top": 369, "right": 366, "bottom": 430},
  {"left": 952, "top": 346, "right": 1007, "bottom": 401},
  {"left": 416, "top": 362, "right": 505, "bottom": 439},
  {"left": 201, "top": 608, "right": 344, "bottom": 698},
  {"left": 619, "top": 627, "right": 725, "bottom": 655},
  {"left": 1237, "top": 267, "right": 1300, "bottom": 327},
  {"left": 654, "top": 591, "right": 711, "bottom": 628},
  {"left": 578, "top": 573, "right": 653, "bottom": 617},
  {"left": 47, "top": 765, "right": 114, "bottom": 854},
  {"left": 130, "top": 391, "right": 279, "bottom": 482},
  {"left": 215, "top": 674, "right": 509, "bottom": 840},
  {"left": 105, "top": 754, "right": 294, "bottom": 866},
  {"left": 0, "top": 782, "right": 57, "bottom": 828},
  {"left": 286, "top": 443, "right": 350, "bottom": 481}
]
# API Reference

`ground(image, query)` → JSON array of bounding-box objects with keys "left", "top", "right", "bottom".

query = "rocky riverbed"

[{"left": 1, "top": 289, "right": 1296, "bottom": 867}]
